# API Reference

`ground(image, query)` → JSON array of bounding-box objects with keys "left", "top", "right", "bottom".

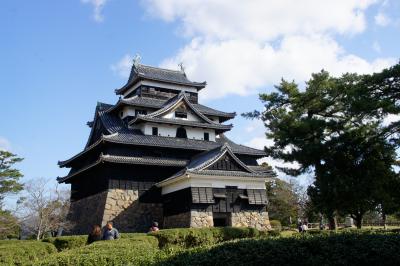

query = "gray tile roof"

[
  {"left": 128, "top": 92, "right": 233, "bottom": 132},
  {"left": 158, "top": 144, "right": 271, "bottom": 187},
  {"left": 101, "top": 154, "right": 188, "bottom": 167},
  {"left": 97, "top": 101, "right": 264, "bottom": 156},
  {"left": 183, "top": 143, "right": 266, "bottom": 177},
  {"left": 248, "top": 165, "right": 277, "bottom": 177},
  {"left": 57, "top": 154, "right": 189, "bottom": 182},
  {"left": 115, "top": 64, "right": 206, "bottom": 95},
  {"left": 109, "top": 96, "right": 236, "bottom": 120},
  {"left": 144, "top": 92, "right": 216, "bottom": 123},
  {"left": 58, "top": 102, "right": 266, "bottom": 168}
]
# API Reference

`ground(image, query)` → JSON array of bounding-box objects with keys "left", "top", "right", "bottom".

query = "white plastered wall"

[
  {"left": 160, "top": 174, "right": 267, "bottom": 195},
  {"left": 137, "top": 122, "right": 216, "bottom": 141}
]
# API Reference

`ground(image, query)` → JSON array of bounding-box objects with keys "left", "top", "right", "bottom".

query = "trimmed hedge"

[
  {"left": 0, "top": 240, "right": 57, "bottom": 266},
  {"left": 269, "top": 220, "right": 282, "bottom": 231},
  {"left": 38, "top": 235, "right": 159, "bottom": 266},
  {"left": 152, "top": 227, "right": 261, "bottom": 248},
  {"left": 42, "top": 232, "right": 151, "bottom": 251},
  {"left": 159, "top": 232, "right": 400, "bottom": 265},
  {"left": 43, "top": 235, "right": 88, "bottom": 251}
]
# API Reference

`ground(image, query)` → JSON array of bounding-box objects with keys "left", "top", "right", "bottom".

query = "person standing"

[
  {"left": 87, "top": 225, "right": 102, "bottom": 244},
  {"left": 102, "top": 221, "right": 120, "bottom": 240},
  {"left": 301, "top": 222, "right": 308, "bottom": 233}
]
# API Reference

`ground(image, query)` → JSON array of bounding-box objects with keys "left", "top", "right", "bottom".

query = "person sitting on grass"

[
  {"left": 102, "top": 221, "right": 120, "bottom": 240},
  {"left": 87, "top": 224, "right": 102, "bottom": 244},
  {"left": 149, "top": 221, "right": 159, "bottom": 232}
]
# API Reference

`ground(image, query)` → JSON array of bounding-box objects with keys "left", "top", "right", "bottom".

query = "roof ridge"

[{"left": 137, "top": 63, "right": 184, "bottom": 74}]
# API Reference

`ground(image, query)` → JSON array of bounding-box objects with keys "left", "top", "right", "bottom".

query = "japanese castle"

[{"left": 58, "top": 58, "right": 275, "bottom": 233}]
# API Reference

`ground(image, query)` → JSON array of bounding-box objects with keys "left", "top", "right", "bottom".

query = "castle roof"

[
  {"left": 57, "top": 154, "right": 189, "bottom": 183},
  {"left": 107, "top": 96, "right": 236, "bottom": 122},
  {"left": 156, "top": 144, "right": 273, "bottom": 189},
  {"left": 115, "top": 63, "right": 206, "bottom": 95},
  {"left": 58, "top": 63, "right": 275, "bottom": 185},
  {"left": 128, "top": 93, "right": 233, "bottom": 132}
]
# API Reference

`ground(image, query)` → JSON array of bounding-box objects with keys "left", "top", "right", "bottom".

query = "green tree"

[
  {"left": 266, "top": 178, "right": 299, "bottom": 226},
  {"left": 308, "top": 127, "right": 398, "bottom": 228},
  {"left": 0, "top": 210, "right": 20, "bottom": 239},
  {"left": 0, "top": 151, "right": 24, "bottom": 208},
  {"left": 244, "top": 65, "right": 400, "bottom": 229}
]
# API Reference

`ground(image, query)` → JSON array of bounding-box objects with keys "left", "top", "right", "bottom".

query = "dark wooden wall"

[{"left": 163, "top": 187, "right": 267, "bottom": 216}]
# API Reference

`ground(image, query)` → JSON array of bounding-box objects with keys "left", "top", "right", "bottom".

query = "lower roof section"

[
  {"left": 57, "top": 154, "right": 188, "bottom": 183},
  {"left": 58, "top": 133, "right": 266, "bottom": 168},
  {"left": 156, "top": 172, "right": 268, "bottom": 195}
]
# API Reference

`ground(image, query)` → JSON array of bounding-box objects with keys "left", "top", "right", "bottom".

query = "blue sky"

[{"left": 1, "top": 0, "right": 399, "bottom": 207}]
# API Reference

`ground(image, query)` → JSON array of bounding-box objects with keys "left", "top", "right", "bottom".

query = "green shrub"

[
  {"left": 43, "top": 235, "right": 87, "bottom": 251},
  {"left": 267, "top": 229, "right": 281, "bottom": 237},
  {"left": 120, "top": 232, "right": 148, "bottom": 238},
  {"left": 42, "top": 232, "right": 151, "bottom": 251},
  {"left": 153, "top": 227, "right": 261, "bottom": 249},
  {"left": 159, "top": 232, "right": 400, "bottom": 265},
  {"left": 0, "top": 240, "right": 57, "bottom": 265},
  {"left": 37, "top": 235, "right": 159, "bottom": 266},
  {"left": 269, "top": 220, "right": 282, "bottom": 231}
]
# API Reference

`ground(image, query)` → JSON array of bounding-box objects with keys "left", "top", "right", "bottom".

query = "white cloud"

[
  {"left": 144, "top": 0, "right": 376, "bottom": 41},
  {"left": 137, "top": 0, "right": 395, "bottom": 101},
  {"left": 0, "top": 137, "right": 11, "bottom": 151},
  {"left": 374, "top": 12, "right": 391, "bottom": 26},
  {"left": 245, "top": 136, "right": 274, "bottom": 150},
  {"left": 383, "top": 114, "right": 400, "bottom": 126},
  {"left": 81, "top": 0, "right": 108, "bottom": 22},
  {"left": 161, "top": 36, "right": 395, "bottom": 100},
  {"left": 111, "top": 54, "right": 133, "bottom": 78}
]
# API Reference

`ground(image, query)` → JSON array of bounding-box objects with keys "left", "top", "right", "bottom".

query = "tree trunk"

[
  {"left": 328, "top": 215, "right": 337, "bottom": 230},
  {"left": 383, "top": 213, "right": 387, "bottom": 230},
  {"left": 36, "top": 213, "right": 43, "bottom": 241},
  {"left": 354, "top": 214, "right": 363, "bottom": 229}
]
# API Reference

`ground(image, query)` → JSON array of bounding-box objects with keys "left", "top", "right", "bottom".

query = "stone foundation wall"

[
  {"left": 190, "top": 210, "right": 213, "bottom": 228},
  {"left": 67, "top": 191, "right": 108, "bottom": 234},
  {"left": 67, "top": 181, "right": 163, "bottom": 234},
  {"left": 231, "top": 211, "right": 271, "bottom": 231},
  {"left": 103, "top": 188, "right": 163, "bottom": 232},
  {"left": 163, "top": 212, "right": 191, "bottom": 228}
]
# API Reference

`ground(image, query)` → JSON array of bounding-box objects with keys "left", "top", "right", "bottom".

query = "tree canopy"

[
  {"left": 0, "top": 151, "right": 24, "bottom": 208},
  {"left": 244, "top": 63, "right": 400, "bottom": 228}
]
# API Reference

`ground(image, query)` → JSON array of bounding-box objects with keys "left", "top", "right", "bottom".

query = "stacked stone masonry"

[
  {"left": 103, "top": 187, "right": 163, "bottom": 232},
  {"left": 190, "top": 210, "right": 214, "bottom": 228},
  {"left": 163, "top": 212, "right": 191, "bottom": 228},
  {"left": 68, "top": 180, "right": 163, "bottom": 234},
  {"left": 68, "top": 191, "right": 109, "bottom": 234},
  {"left": 231, "top": 211, "right": 271, "bottom": 231}
]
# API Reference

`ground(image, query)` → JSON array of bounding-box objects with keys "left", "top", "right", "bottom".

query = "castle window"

[
  {"left": 204, "top": 132, "right": 209, "bottom": 141},
  {"left": 176, "top": 127, "right": 187, "bottom": 138},
  {"left": 152, "top": 127, "right": 158, "bottom": 136},
  {"left": 175, "top": 105, "right": 187, "bottom": 119},
  {"left": 136, "top": 109, "right": 147, "bottom": 116}
]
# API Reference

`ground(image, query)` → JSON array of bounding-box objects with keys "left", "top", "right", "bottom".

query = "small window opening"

[
  {"left": 136, "top": 109, "right": 147, "bottom": 116},
  {"left": 176, "top": 127, "right": 187, "bottom": 138},
  {"left": 204, "top": 132, "right": 209, "bottom": 141},
  {"left": 175, "top": 105, "right": 187, "bottom": 119},
  {"left": 152, "top": 127, "right": 158, "bottom": 136}
]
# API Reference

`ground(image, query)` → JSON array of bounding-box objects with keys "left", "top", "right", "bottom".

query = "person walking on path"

[{"left": 102, "top": 221, "right": 120, "bottom": 240}]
